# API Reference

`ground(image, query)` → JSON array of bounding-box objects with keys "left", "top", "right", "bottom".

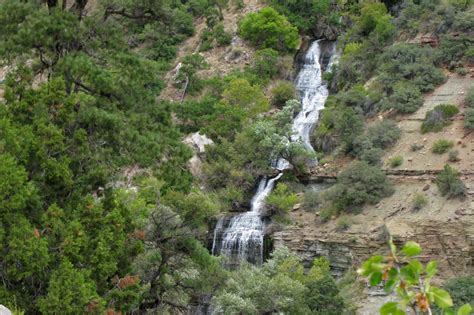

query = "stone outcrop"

[
  {"left": 183, "top": 132, "right": 214, "bottom": 178},
  {"left": 273, "top": 177, "right": 474, "bottom": 281},
  {"left": 274, "top": 217, "right": 474, "bottom": 279}
]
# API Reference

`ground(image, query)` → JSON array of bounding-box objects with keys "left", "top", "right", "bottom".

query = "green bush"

[
  {"left": 268, "top": 0, "right": 341, "bottom": 35},
  {"left": 239, "top": 7, "right": 299, "bottom": 52},
  {"left": 436, "top": 164, "right": 467, "bottom": 199},
  {"left": 411, "top": 143, "right": 424, "bottom": 151},
  {"left": 325, "top": 161, "right": 394, "bottom": 214},
  {"left": 357, "top": 2, "right": 395, "bottom": 43},
  {"left": 336, "top": 84, "right": 382, "bottom": 116},
  {"left": 412, "top": 193, "right": 428, "bottom": 211},
  {"left": 358, "top": 146, "right": 384, "bottom": 165},
  {"left": 221, "top": 78, "right": 269, "bottom": 116},
  {"left": 378, "top": 44, "right": 445, "bottom": 93},
  {"left": 315, "top": 104, "right": 365, "bottom": 153},
  {"left": 367, "top": 120, "right": 401, "bottom": 149},
  {"left": 448, "top": 150, "right": 460, "bottom": 162},
  {"left": 271, "top": 81, "right": 296, "bottom": 108},
  {"left": 465, "top": 88, "right": 474, "bottom": 108},
  {"left": 389, "top": 155, "right": 403, "bottom": 168},
  {"left": 444, "top": 276, "right": 474, "bottom": 310},
  {"left": 302, "top": 190, "right": 322, "bottom": 211},
  {"left": 336, "top": 216, "right": 351, "bottom": 231},
  {"left": 421, "top": 104, "right": 459, "bottom": 133},
  {"left": 383, "top": 82, "right": 423, "bottom": 114},
  {"left": 252, "top": 48, "right": 279, "bottom": 79},
  {"left": 214, "top": 24, "right": 232, "bottom": 46},
  {"left": 266, "top": 183, "right": 299, "bottom": 223},
  {"left": 464, "top": 108, "right": 474, "bottom": 131},
  {"left": 432, "top": 139, "right": 454, "bottom": 154}
]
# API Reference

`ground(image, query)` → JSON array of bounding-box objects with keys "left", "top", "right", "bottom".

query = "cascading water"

[{"left": 212, "top": 40, "right": 337, "bottom": 266}]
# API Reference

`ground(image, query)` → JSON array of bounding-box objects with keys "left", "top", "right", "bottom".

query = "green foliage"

[
  {"left": 432, "top": 139, "right": 454, "bottom": 154},
  {"left": 336, "top": 84, "right": 382, "bottom": 116},
  {"left": 412, "top": 193, "right": 428, "bottom": 211},
  {"left": 271, "top": 81, "right": 296, "bottom": 108},
  {"left": 176, "top": 53, "right": 209, "bottom": 92},
  {"left": 384, "top": 82, "right": 424, "bottom": 114},
  {"left": 336, "top": 216, "right": 352, "bottom": 231},
  {"left": 389, "top": 155, "right": 403, "bottom": 168},
  {"left": 378, "top": 44, "right": 445, "bottom": 93},
  {"left": 266, "top": 183, "right": 299, "bottom": 222},
  {"left": 444, "top": 276, "right": 474, "bottom": 311},
  {"left": 252, "top": 48, "right": 280, "bottom": 80},
  {"left": 314, "top": 104, "right": 365, "bottom": 153},
  {"left": 324, "top": 161, "right": 394, "bottom": 214},
  {"left": 239, "top": 7, "right": 299, "bottom": 52},
  {"left": 267, "top": 0, "right": 342, "bottom": 36},
  {"left": 436, "top": 164, "right": 467, "bottom": 199},
  {"left": 465, "top": 88, "right": 474, "bottom": 108},
  {"left": 448, "top": 150, "right": 460, "bottom": 162},
  {"left": 357, "top": 2, "right": 395, "bottom": 42},
  {"left": 203, "top": 100, "right": 310, "bottom": 194},
  {"left": 222, "top": 78, "right": 269, "bottom": 116},
  {"left": 359, "top": 239, "right": 473, "bottom": 315},
  {"left": 302, "top": 189, "right": 322, "bottom": 211},
  {"left": 200, "top": 23, "right": 232, "bottom": 51},
  {"left": 422, "top": 104, "right": 460, "bottom": 133},
  {"left": 37, "top": 260, "right": 102, "bottom": 314},
  {"left": 211, "top": 247, "right": 346, "bottom": 314},
  {"left": 464, "top": 109, "right": 474, "bottom": 131},
  {"left": 411, "top": 143, "right": 425, "bottom": 152},
  {"left": 367, "top": 120, "right": 401, "bottom": 149}
]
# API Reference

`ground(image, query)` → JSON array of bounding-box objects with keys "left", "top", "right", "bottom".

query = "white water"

[{"left": 212, "top": 40, "right": 337, "bottom": 265}]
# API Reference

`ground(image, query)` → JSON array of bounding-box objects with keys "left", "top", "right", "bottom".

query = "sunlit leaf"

[
  {"left": 380, "top": 302, "right": 405, "bottom": 315},
  {"left": 457, "top": 304, "right": 472, "bottom": 315},
  {"left": 401, "top": 241, "right": 421, "bottom": 257},
  {"left": 430, "top": 286, "right": 453, "bottom": 309}
]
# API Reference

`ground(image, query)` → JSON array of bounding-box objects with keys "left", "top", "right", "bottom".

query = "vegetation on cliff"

[{"left": 0, "top": 0, "right": 472, "bottom": 313}]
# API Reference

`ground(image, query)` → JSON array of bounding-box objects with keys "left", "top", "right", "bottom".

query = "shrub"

[
  {"left": 464, "top": 108, "right": 474, "bottom": 131},
  {"left": 214, "top": 24, "right": 232, "bottom": 46},
  {"left": 367, "top": 120, "right": 401, "bottom": 149},
  {"left": 336, "top": 216, "right": 351, "bottom": 231},
  {"left": 465, "top": 88, "right": 474, "bottom": 108},
  {"left": 448, "top": 150, "right": 460, "bottom": 162},
  {"left": 239, "top": 7, "right": 299, "bottom": 52},
  {"left": 431, "top": 139, "right": 454, "bottom": 154},
  {"left": 412, "top": 193, "right": 428, "bottom": 211},
  {"left": 336, "top": 84, "right": 381, "bottom": 116},
  {"left": 411, "top": 143, "right": 424, "bottom": 151},
  {"left": 436, "top": 164, "right": 467, "bottom": 199},
  {"left": 314, "top": 105, "right": 365, "bottom": 153},
  {"left": 325, "top": 161, "right": 394, "bottom": 214},
  {"left": 222, "top": 78, "right": 269, "bottom": 116},
  {"left": 389, "top": 155, "right": 403, "bottom": 168},
  {"left": 378, "top": 44, "right": 445, "bottom": 93},
  {"left": 386, "top": 82, "right": 424, "bottom": 114},
  {"left": 358, "top": 146, "right": 384, "bottom": 165},
  {"left": 252, "top": 48, "right": 279, "bottom": 79},
  {"left": 421, "top": 104, "right": 459, "bottom": 133},
  {"left": 444, "top": 276, "right": 474, "bottom": 310},
  {"left": 302, "top": 190, "right": 321, "bottom": 211},
  {"left": 271, "top": 81, "right": 296, "bottom": 108},
  {"left": 320, "top": 207, "right": 336, "bottom": 222},
  {"left": 266, "top": 183, "right": 299, "bottom": 222}
]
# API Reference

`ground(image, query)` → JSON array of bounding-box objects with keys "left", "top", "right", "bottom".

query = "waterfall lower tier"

[{"left": 211, "top": 40, "right": 337, "bottom": 266}]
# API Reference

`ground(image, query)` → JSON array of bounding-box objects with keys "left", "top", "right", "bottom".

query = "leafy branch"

[{"left": 358, "top": 238, "right": 472, "bottom": 315}]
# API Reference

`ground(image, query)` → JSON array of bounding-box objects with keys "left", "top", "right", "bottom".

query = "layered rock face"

[{"left": 273, "top": 178, "right": 474, "bottom": 280}]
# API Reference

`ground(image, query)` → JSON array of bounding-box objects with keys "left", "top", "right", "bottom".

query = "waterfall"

[{"left": 211, "top": 40, "right": 337, "bottom": 266}]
